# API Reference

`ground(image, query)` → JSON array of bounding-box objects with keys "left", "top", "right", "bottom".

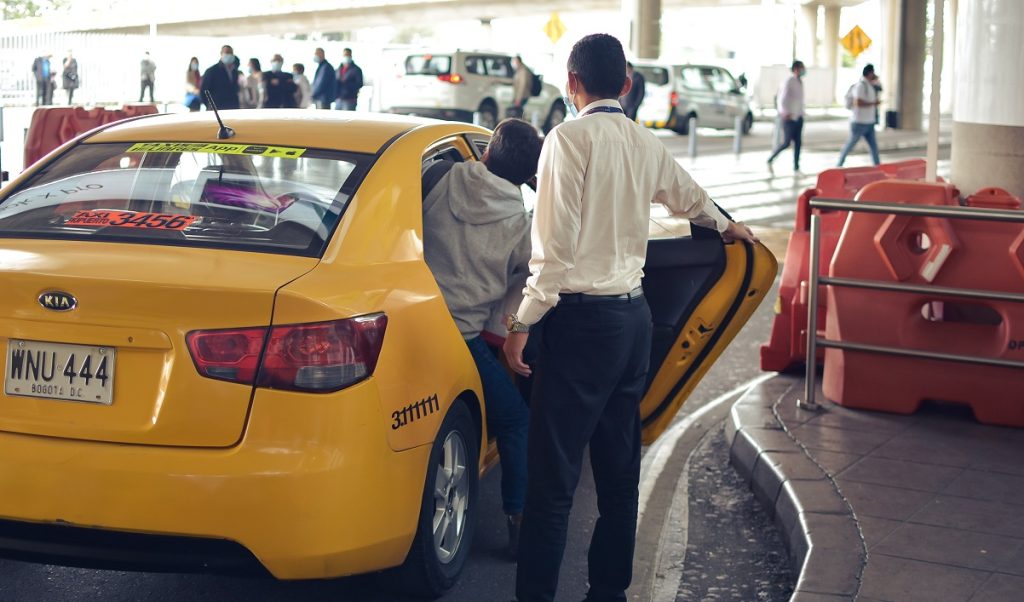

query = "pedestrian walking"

[
  {"left": 292, "top": 63, "right": 311, "bottom": 108},
  {"left": 200, "top": 45, "right": 241, "bottom": 110},
  {"left": 140, "top": 51, "right": 156, "bottom": 102},
  {"left": 336, "top": 48, "right": 363, "bottom": 111},
  {"left": 185, "top": 57, "right": 202, "bottom": 111},
  {"left": 511, "top": 55, "right": 534, "bottom": 117},
  {"left": 31, "top": 54, "right": 54, "bottom": 106},
  {"left": 262, "top": 54, "right": 297, "bottom": 109},
  {"left": 503, "top": 33, "right": 757, "bottom": 602},
  {"left": 766, "top": 60, "right": 806, "bottom": 174},
  {"left": 421, "top": 118, "right": 543, "bottom": 559},
  {"left": 838, "top": 64, "right": 882, "bottom": 166},
  {"left": 310, "top": 47, "right": 336, "bottom": 109},
  {"left": 619, "top": 62, "right": 646, "bottom": 121},
  {"left": 62, "top": 51, "right": 79, "bottom": 105},
  {"left": 241, "top": 58, "right": 263, "bottom": 109}
]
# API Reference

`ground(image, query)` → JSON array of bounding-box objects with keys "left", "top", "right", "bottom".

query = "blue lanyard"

[{"left": 583, "top": 106, "right": 624, "bottom": 117}]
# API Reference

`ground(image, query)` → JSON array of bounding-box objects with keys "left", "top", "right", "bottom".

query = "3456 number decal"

[{"left": 67, "top": 210, "right": 197, "bottom": 231}]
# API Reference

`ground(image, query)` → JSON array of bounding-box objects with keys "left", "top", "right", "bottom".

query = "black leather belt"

[{"left": 560, "top": 286, "right": 644, "bottom": 304}]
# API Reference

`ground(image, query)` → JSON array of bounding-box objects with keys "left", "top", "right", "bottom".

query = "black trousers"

[
  {"left": 140, "top": 79, "right": 154, "bottom": 102},
  {"left": 516, "top": 297, "right": 653, "bottom": 602},
  {"left": 767, "top": 116, "right": 804, "bottom": 170}
]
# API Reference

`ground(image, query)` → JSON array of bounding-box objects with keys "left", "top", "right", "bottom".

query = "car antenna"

[{"left": 203, "top": 91, "right": 235, "bottom": 140}]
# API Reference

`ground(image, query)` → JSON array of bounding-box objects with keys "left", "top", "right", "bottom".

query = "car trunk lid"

[{"left": 0, "top": 239, "right": 317, "bottom": 447}]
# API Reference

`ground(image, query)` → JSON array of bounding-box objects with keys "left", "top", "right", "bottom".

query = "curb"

[{"left": 726, "top": 378, "right": 867, "bottom": 601}]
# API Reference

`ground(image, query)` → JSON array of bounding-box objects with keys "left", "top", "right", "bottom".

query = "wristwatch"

[{"left": 505, "top": 314, "right": 530, "bottom": 334}]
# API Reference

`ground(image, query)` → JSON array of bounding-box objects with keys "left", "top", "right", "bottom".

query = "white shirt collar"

[{"left": 578, "top": 98, "right": 623, "bottom": 116}]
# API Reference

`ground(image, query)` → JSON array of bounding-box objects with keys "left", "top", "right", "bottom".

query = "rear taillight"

[
  {"left": 670, "top": 91, "right": 679, "bottom": 107},
  {"left": 186, "top": 327, "right": 265, "bottom": 384},
  {"left": 186, "top": 314, "right": 387, "bottom": 393},
  {"left": 438, "top": 73, "right": 463, "bottom": 84}
]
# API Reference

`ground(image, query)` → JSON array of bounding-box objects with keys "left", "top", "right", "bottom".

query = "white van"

[
  {"left": 381, "top": 51, "right": 566, "bottom": 132},
  {"left": 635, "top": 62, "right": 754, "bottom": 135}
]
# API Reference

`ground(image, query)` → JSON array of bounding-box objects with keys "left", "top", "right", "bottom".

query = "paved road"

[{"left": 0, "top": 119, "right": 950, "bottom": 601}]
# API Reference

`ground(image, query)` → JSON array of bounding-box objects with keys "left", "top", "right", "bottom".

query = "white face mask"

[
  {"left": 341, "top": 56, "right": 351, "bottom": 65},
  {"left": 271, "top": 61, "right": 283, "bottom": 72}
]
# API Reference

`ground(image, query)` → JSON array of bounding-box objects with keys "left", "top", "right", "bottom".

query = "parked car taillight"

[
  {"left": 186, "top": 327, "right": 266, "bottom": 385},
  {"left": 186, "top": 314, "right": 388, "bottom": 392},
  {"left": 438, "top": 73, "right": 464, "bottom": 84}
]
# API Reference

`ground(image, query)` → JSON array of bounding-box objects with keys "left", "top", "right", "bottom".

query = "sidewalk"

[{"left": 728, "top": 375, "right": 1024, "bottom": 602}]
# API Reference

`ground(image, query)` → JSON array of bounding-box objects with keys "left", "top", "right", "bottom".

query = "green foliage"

[{"left": 1, "top": 0, "right": 69, "bottom": 20}]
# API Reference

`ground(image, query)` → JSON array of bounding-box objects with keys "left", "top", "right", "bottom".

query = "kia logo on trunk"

[{"left": 38, "top": 291, "right": 77, "bottom": 311}]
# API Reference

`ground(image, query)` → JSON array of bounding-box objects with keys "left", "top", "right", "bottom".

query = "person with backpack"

[
  {"left": 512, "top": 55, "right": 537, "bottom": 116},
  {"left": 766, "top": 60, "right": 805, "bottom": 174},
  {"left": 838, "top": 64, "right": 882, "bottom": 166}
]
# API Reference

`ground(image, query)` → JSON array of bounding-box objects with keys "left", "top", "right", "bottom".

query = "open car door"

[{"left": 639, "top": 215, "right": 777, "bottom": 444}]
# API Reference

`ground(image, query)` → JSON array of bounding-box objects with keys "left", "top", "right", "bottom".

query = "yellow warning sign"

[
  {"left": 126, "top": 142, "right": 306, "bottom": 158},
  {"left": 544, "top": 12, "right": 567, "bottom": 45},
  {"left": 841, "top": 25, "right": 872, "bottom": 59}
]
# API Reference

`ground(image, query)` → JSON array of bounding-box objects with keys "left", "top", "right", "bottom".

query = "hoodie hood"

[{"left": 441, "top": 161, "right": 526, "bottom": 225}]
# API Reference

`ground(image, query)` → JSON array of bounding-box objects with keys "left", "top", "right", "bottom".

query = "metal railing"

[{"left": 800, "top": 198, "right": 1024, "bottom": 410}]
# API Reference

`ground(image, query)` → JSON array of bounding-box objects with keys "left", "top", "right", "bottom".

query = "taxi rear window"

[
  {"left": 0, "top": 142, "right": 372, "bottom": 257},
  {"left": 405, "top": 55, "right": 452, "bottom": 76}
]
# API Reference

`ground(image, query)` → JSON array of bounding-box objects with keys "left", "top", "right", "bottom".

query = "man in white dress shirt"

[
  {"left": 766, "top": 60, "right": 806, "bottom": 174},
  {"left": 503, "top": 34, "right": 757, "bottom": 602},
  {"left": 837, "top": 64, "right": 882, "bottom": 166}
]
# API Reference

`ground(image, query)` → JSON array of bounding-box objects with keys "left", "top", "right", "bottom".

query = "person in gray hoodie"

[{"left": 421, "top": 118, "right": 543, "bottom": 558}]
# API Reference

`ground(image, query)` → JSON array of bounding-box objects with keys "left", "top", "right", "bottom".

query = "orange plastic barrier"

[
  {"left": 760, "top": 160, "right": 929, "bottom": 372},
  {"left": 823, "top": 180, "right": 1024, "bottom": 428},
  {"left": 23, "top": 104, "right": 159, "bottom": 169}
]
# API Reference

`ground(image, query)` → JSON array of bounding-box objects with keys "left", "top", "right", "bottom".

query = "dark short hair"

[
  {"left": 343, "top": 48, "right": 353, "bottom": 55},
  {"left": 862, "top": 63, "right": 875, "bottom": 76},
  {"left": 567, "top": 34, "right": 627, "bottom": 98},
  {"left": 791, "top": 60, "right": 804, "bottom": 71},
  {"left": 485, "top": 119, "right": 543, "bottom": 186},
  {"left": 221, "top": 45, "right": 233, "bottom": 54}
]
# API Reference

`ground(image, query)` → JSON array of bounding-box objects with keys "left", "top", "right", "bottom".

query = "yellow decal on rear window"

[{"left": 126, "top": 142, "right": 306, "bottom": 158}]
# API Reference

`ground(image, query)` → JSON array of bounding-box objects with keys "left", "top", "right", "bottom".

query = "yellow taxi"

[{"left": 0, "top": 110, "right": 776, "bottom": 596}]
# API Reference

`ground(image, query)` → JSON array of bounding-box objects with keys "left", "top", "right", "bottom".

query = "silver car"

[{"left": 635, "top": 62, "right": 754, "bottom": 135}]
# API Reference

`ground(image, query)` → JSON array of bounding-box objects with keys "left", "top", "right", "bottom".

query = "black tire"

[
  {"left": 671, "top": 111, "right": 695, "bottom": 135},
  {"left": 477, "top": 101, "right": 498, "bottom": 130},
  {"left": 392, "top": 400, "right": 479, "bottom": 598},
  {"left": 742, "top": 111, "right": 754, "bottom": 135},
  {"left": 543, "top": 101, "right": 566, "bottom": 134}
]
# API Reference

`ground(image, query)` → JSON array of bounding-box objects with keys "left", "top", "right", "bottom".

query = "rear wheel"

[
  {"left": 544, "top": 102, "right": 566, "bottom": 133},
  {"left": 477, "top": 101, "right": 498, "bottom": 129},
  {"left": 393, "top": 400, "right": 478, "bottom": 598},
  {"left": 671, "top": 111, "right": 696, "bottom": 135}
]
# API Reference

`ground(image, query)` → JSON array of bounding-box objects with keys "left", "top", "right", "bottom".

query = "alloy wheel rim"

[{"left": 432, "top": 430, "right": 469, "bottom": 564}]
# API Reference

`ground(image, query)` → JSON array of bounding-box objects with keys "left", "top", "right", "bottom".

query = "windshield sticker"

[
  {"left": 66, "top": 210, "right": 198, "bottom": 231},
  {"left": 126, "top": 142, "right": 306, "bottom": 159}
]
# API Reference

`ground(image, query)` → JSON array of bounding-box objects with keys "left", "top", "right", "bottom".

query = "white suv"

[
  {"left": 635, "top": 62, "right": 754, "bottom": 135},
  {"left": 382, "top": 51, "right": 566, "bottom": 132}
]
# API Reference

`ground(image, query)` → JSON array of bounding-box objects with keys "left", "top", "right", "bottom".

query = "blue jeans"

[
  {"left": 838, "top": 122, "right": 880, "bottom": 166},
  {"left": 335, "top": 99, "right": 357, "bottom": 111},
  {"left": 466, "top": 336, "right": 529, "bottom": 515}
]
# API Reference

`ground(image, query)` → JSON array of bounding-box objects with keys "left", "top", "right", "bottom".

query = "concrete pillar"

[
  {"left": 951, "top": 0, "right": 1024, "bottom": 199},
  {"left": 897, "top": 0, "right": 927, "bottom": 131},
  {"left": 799, "top": 3, "right": 820, "bottom": 66},
  {"left": 823, "top": 5, "right": 840, "bottom": 104},
  {"left": 881, "top": 0, "right": 902, "bottom": 127},
  {"left": 632, "top": 0, "right": 661, "bottom": 60}
]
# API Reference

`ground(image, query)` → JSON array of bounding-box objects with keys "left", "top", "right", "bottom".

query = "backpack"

[
  {"left": 844, "top": 83, "right": 857, "bottom": 110},
  {"left": 530, "top": 73, "right": 542, "bottom": 97}
]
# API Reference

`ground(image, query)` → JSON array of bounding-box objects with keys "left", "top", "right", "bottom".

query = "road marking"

[{"left": 637, "top": 373, "right": 773, "bottom": 524}]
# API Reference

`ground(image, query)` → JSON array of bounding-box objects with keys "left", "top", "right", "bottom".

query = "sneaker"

[{"left": 507, "top": 513, "right": 523, "bottom": 559}]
